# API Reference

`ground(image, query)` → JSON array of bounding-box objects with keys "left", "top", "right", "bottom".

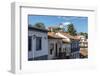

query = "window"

[
  {"left": 65, "top": 48, "right": 66, "bottom": 51},
  {"left": 71, "top": 43, "right": 73, "bottom": 48},
  {"left": 50, "top": 49, "right": 53, "bottom": 55},
  {"left": 50, "top": 43, "right": 54, "bottom": 55},
  {"left": 36, "top": 37, "right": 42, "bottom": 51},
  {"left": 59, "top": 47, "right": 61, "bottom": 51},
  {"left": 28, "top": 36, "right": 32, "bottom": 51}
]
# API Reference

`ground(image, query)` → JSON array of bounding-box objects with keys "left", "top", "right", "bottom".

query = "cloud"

[
  {"left": 58, "top": 16, "right": 87, "bottom": 21},
  {"left": 62, "top": 22, "right": 71, "bottom": 26}
]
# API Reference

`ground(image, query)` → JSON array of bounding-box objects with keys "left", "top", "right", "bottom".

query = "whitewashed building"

[
  {"left": 48, "top": 32, "right": 72, "bottom": 59},
  {"left": 62, "top": 39, "right": 71, "bottom": 58},
  {"left": 56, "top": 32, "right": 71, "bottom": 58},
  {"left": 79, "top": 35, "right": 88, "bottom": 47},
  {"left": 78, "top": 35, "right": 88, "bottom": 58},
  {"left": 28, "top": 27, "right": 48, "bottom": 60},
  {"left": 48, "top": 32, "right": 63, "bottom": 59},
  {"left": 56, "top": 32, "right": 80, "bottom": 59}
]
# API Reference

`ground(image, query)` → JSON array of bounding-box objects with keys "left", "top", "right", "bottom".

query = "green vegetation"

[
  {"left": 53, "top": 27, "right": 63, "bottom": 32},
  {"left": 34, "top": 22, "right": 46, "bottom": 29},
  {"left": 29, "top": 22, "right": 88, "bottom": 38},
  {"left": 67, "top": 23, "right": 77, "bottom": 36},
  {"left": 79, "top": 32, "right": 88, "bottom": 39}
]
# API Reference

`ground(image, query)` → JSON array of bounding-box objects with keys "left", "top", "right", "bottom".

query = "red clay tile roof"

[
  {"left": 48, "top": 32, "right": 64, "bottom": 39},
  {"left": 48, "top": 32, "right": 80, "bottom": 41},
  {"left": 59, "top": 32, "right": 80, "bottom": 40}
]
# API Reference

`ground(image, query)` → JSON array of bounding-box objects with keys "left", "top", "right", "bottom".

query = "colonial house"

[
  {"left": 28, "top": 27, "right": 48, "bottom": 60},
  {"left": 48, "top": 32, "right": 63, "bottom": 59},
  {"left": 55, "top": 32, "right": 71, "bottom": 58},
  {"left": 79, "top": 35, "right": 88, "bottom": 48},
  {"left": 70, "top": 37, "right": 80, "bottom": 59},
  {"left": 56, "top": 32, "right": 80, "bottom": 59},
  {"left": 62, "top": 39, "right": 71, "bottom": 59},
  {"left": 28, "top": 26, "right": 81, "bottom": 60},
  {"left": 78, "top": 35, "right": 88, "bottom": 58}
]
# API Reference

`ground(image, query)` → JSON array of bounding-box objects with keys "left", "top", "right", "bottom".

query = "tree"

[
  {"left": 84, "top": 33, "right": 88, "bottom": 39},
  {"left": 79, "top": 32, "right": 88, "bottom": 39},
  {"left": 79, "top": 32, "right": 84, "bottom": 35},
  {"left": 34, "top": 22, "right": 45, "bottom": 29},
  {"left": 67, "top": 23, "right": 77, "bottom": 36},
  {"left": 53, "top": 27, "right": 62, "bottom": 32}
]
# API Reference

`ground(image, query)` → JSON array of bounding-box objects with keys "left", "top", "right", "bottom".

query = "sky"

[{"left": 28, "top": 15, "right": 88, "bottom": 33}]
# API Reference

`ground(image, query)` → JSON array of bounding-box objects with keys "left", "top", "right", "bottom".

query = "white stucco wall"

[
  {"left": 48, "top": 39, "right": 62, "bottom": 59},
  {"left": 62, "top": 44, "right": 71, "bottom": 56},
  {"left": 28, "top": 30, "right": 48, "bottom": 58},
  {"left": 48, "top": 39, "right": 55, "bottom": 59}
]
